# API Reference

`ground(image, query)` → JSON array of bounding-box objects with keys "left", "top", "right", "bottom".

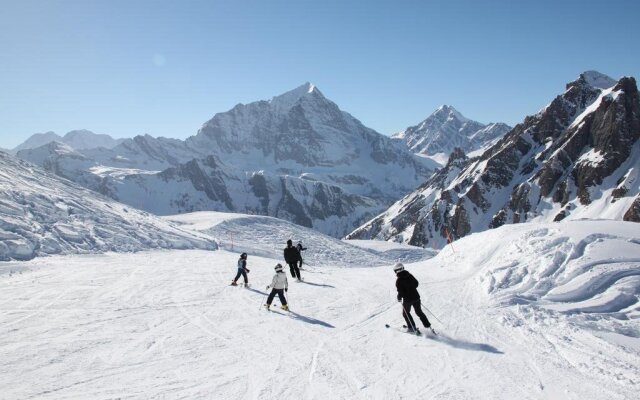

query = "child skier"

[
  {"left": 231, "top": 252, "right": 250, "bottom": 286},
  {"left": 296, "top": 240, "right": 307, "bottom": 270},
  {"left": 265, "top": 264, "right": 289, "bottom": 311},
  {"left": 394, "top": 263, "right": 431, "bottom": 334}
]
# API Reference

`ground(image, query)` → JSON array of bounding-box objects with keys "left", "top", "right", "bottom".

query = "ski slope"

[
  {"left": 0, "top": 216, "right": 638, "bottom": 399},
  {"left": 166, "top": 211, "right": 435, "bottom": 266}
]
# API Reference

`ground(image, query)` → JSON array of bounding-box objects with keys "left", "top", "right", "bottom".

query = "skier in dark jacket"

[
  {"left": 394, "top": 263, "right": 431, "bottom": 333},
  {"left": 283, "top": 239, "right": 302, "bottom": 281},
  {"left": 231, "top": 252, "right": 250, "bottom": 286},
  {"left": 296, "top": 241, "right": 307, "bottom": 270}
]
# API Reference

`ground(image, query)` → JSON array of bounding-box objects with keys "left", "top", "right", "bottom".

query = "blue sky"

[{"left": 1, "top": 0, "right": 639, "bottom": 148}]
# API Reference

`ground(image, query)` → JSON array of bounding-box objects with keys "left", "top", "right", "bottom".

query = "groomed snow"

[{"left": 1, "top": 214, "right": 638, "bottom": 399}]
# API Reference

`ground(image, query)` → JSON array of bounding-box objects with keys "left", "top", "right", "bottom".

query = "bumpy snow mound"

[
  {"left": 166, "top": 212, "right": 433, "bottom": 266},
  {"left": 431, "top": 220, "right": 640, "bottom": 320},
  {"left": 0, "top": 153, "right": 216, "bottom": 261}
]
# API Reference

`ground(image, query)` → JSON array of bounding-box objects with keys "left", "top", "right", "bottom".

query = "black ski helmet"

[
  {"left": 275, "top": 263, "right": 284, "bottom": 272},
  {"left": 240, "top": 252, "right": 247, "bottom": 259},
  {"left": 287, "top": 239, "right": 292, "bottom": 246}
]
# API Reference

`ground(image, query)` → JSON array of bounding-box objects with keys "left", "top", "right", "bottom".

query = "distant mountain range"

[
  {"left": 391, "top": 105, "right": 512, "bottom": 165},
  {"left": 16, "top": 83, "right": 436, "bottom": 237},
  {"left": 9, "top": 71, "right": 638, "bottom": 244},
  {"left": 348, "top": 71, "right": 640, "bottom": 247},
  {"left": 10, "top": 129, "right": 125, "bottom": 154}
]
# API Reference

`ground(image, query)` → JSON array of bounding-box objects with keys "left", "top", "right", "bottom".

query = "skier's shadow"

[
  {"left": 246, "top": 288, "right": 268, "bottom": 296},
  {"left": 288, "top": 311, "right": 335, "bottom": 328},
  {"left": 433, "top": 334, "right": 503, "bottom": 354},
  {"left": 301, "top": 281, "right": 335, "bottom": 288}
]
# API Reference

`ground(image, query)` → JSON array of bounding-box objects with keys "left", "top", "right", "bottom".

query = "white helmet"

[
  {"left": 393, "top": 263, "right": 404, "bottom": 273},
  {"left": 275, "top": 263, "right": 284, "bottom": 272}
]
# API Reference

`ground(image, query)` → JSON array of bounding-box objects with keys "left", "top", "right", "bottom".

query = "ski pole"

[
  {"left": 258, "top": 289, "right": 268, "bottom": 310},
  {"left": 399, "top": 300, "right": 417, "bottom": 331},
  {"left": 420, "top": 303, "right": 444, "bottom": 326}
]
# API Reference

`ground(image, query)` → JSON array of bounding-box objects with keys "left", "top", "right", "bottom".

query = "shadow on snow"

[
  {"left": 288, "top": 311, "right": 335, "bottom": 328},
  {"left": 300, "top": 281, "right": 335, "bottom": 288},
  {"left": 433, "top": 334, "right": 503, "bottom": 354}
]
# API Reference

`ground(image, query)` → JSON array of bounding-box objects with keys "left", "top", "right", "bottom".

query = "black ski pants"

[
  {"left": 288, "top": 262, "right": 301, "bottom": 280},
  {"left": 233, "top": 268, "right": 248, "bottom": 284},
  {"left": 266, "top": 288, "right": 287, "bottom": 305},
  {"left": 402, "top": 298, "right": 430, "bottom": 330}
]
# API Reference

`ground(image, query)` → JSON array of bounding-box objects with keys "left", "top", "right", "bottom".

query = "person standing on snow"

[
  {"left": 265, "top": 264, "right": 289, "bottom": 311},
  {"left": 394, "top": 263, "right": 431, "bottom": 334},
  {"left": 296, "top": 240, "right": 307, "bottom": 270},
  {"left": 283, "top": 239, "right": 302, "bottom": 281},
  {"left": 231, "top": 252, "right": 250, "bottom": 286}
]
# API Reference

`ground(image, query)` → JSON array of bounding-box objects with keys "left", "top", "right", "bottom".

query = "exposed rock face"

[
  {"left": 19, "top": 83, "right": 433, "bottom": 237},
  {"left": 623, "top": 196, "right": 640, "bottom": 222},
  {"left": 391, "top": 105, "right": 511, "bottom": 162},
  {"left": 350, "top": 71, "right": 640, "bottom": 247}
]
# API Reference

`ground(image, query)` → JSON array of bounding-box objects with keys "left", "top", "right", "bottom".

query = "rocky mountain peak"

[
  {"left": 351, "top": 71, "right": 639, "bottom": 248},
  {"left": 392, "top": 106, "right": 511, "bottom": 163},
  {"left": 432, "top": 105, "right": 467, "bottom": 122},
  {"left": 580, "top": 70, "right": 617, "bottom": 89},
  {"left": 269, "top": 82, "right": 326, "bottom": 113},
  {"left": 566, "top": 71, "right": 617, "bottom": 91}
]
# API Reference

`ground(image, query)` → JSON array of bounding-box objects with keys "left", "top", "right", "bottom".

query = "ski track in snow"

[{"left": 0, "top": 219, "right": 639, "bottom": 399}]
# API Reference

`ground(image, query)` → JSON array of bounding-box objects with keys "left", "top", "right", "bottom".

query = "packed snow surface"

[{"left": 0, "top": 217, "right": 638, "bottom": 399}]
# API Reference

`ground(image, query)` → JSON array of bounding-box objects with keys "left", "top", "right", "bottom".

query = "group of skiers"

[
  {"left": 230, "top": 239, "right": 433, "bottom": 334},
  {"left": 230, "top": 239, "right": 307, "bottom": 311}
]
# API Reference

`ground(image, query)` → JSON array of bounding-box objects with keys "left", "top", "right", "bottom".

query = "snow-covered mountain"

[
  {"left": 19, "top": 83, "right": 436, "bottom": 237},
  {"left": 0, "top": 152, "right": 215, "bottom": 261},
  {"left": 391, "top": 105, "right": 511, "bottom": 164},
  {"left": 349, "top": 71, "right": 640, "bottom": 247},
  {"left": 11, "top": 131, "right": 61, "bottom": 153},
  {"left": 11, "top": 130, "right": 124, "bottom": 153}
]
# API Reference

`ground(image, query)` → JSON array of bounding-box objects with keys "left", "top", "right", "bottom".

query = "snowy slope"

[
  {"left": 391, "top": 105, "right": 511, "bottom": 164},
  {"left": 166, "top": 211, "right": 434, "bottom": 266},
  {"left": 352, "top": 72, "right": 640, "bottom": 247},
  {"left": 0, "top": 152, "right": 215, "bottom": 261},
  {"left": 0, "top": 218, "right": 637, "bottom": 399}
]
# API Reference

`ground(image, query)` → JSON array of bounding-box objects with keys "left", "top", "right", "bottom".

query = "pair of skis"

[{"left": 385, "top": 324, "right": 437, "bottom": 336}]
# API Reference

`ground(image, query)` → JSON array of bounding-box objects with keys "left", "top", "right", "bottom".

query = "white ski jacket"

[{"left": 270, "top": 272, "right": 288, "bottom": 290}]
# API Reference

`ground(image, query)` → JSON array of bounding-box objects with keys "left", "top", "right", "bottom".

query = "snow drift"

[{"left": 0, "top": 152, "right": 216, "bottom": 261}]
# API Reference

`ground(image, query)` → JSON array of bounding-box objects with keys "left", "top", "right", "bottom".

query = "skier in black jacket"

[
  {"left": 394, "top": 263, "right": 431, "bottom": 333},
  {"left": 283, "top": 239, "right": 302, "bottom": 281}
]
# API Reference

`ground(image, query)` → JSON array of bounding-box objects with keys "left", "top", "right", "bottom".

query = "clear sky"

[{"left": 1, "top": 0, "right": 639, "bottom": 148}]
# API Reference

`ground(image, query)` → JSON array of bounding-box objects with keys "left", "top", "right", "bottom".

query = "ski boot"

[
  {"left": 264, "top": 304, "right": 271, "bottom": 310},
  {"left": 281, "top": 304, "right": 289, "bottom": 311},
  {"left": 230, "top": 281, "right": 238, "bottom": 286}
]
